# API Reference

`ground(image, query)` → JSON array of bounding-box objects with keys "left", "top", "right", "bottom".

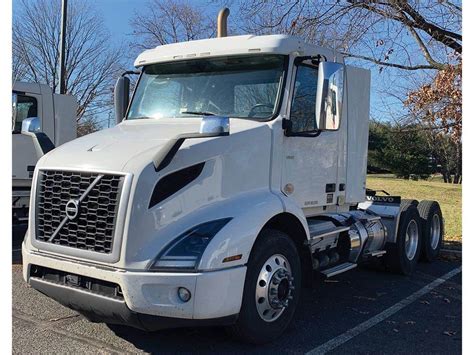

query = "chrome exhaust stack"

[{"left": 217, "top": 8, "right": 230, "bottom": 37}]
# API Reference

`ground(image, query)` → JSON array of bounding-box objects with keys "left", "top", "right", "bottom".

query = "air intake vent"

[{"left": 149, "top": 162, "right": 205, "bottom": 208}]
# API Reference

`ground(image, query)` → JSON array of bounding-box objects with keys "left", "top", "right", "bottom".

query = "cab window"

[
  {"left": 289, "top": 65, "right": 318, "bottom": 133},
  {"left": 13, "top": 94, "right": 38, "bottom": 132}
]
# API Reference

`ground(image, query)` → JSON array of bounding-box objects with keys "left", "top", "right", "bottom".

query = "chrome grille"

[{"left": 35, "top": 170, "right": 124, "bottom": 254}]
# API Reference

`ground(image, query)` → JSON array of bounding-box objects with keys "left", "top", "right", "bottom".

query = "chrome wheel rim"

[
  {"left": 255, "top": 254, "right": 294, "bottom": 322},
  {"left": 430, "top": 214, "right": 441, "bottom": 249},
  {"left": 405, "top": 219, "right": 419, "bottom": 261}
]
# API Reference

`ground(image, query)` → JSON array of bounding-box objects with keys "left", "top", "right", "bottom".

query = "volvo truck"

[
  {"left": 12, "top": 81, "right": 77, "bottom": 224},
  {"left": 22, "top": 9, "right": 444, "bottom": 344}
]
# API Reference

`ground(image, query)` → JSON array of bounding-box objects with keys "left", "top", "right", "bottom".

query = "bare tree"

[
  {"left": 238, "top": 1, "right": 461, "bottom": 70},
  {"left": 130, "top": 0, "right": 215, "bottom": 51},
  {"left": 13, "top": 0, "right": 124, "bottom": 123}
]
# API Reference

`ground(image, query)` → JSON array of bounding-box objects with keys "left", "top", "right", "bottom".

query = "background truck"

[
  {"left": 22, "top": 9, "right": 444, "bottom": 344},
  {"left": 12, "top": 81, "right": 77, "bottom": 224}
]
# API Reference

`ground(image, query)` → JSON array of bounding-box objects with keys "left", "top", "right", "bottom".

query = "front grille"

[{"left": 35, "top": 170, "right": 124, "bottom": 254}]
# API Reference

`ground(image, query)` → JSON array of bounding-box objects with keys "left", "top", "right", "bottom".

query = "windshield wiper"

[{"left": 181, "top": 111, "right": 217, "bottom": 116}]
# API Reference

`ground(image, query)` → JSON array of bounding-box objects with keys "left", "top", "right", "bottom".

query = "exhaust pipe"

[{"left": 217, "top": 8, "right": 230, "bottom": 38}]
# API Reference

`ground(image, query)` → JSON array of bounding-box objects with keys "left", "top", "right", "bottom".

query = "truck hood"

[{"left": 40, "top": 119, "right": 202, "bottom": 173}]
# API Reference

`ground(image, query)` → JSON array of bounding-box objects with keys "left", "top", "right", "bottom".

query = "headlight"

[{"left": 150, "top": 218, "right": 232, "bottom": 271}]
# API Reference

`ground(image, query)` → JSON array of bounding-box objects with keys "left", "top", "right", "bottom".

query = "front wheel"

[{"left": 228, "top": 229, "right": 301, "bottom": 344}]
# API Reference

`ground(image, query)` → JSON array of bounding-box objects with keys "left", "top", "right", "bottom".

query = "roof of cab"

[
  {"left": 134, "top": 34, "right": 341, "bottom": 67},
  {"left": 13, "top": 81, "right": 52, "bottom": 95}
]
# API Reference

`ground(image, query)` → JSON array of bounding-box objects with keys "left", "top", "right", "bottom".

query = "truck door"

[
  {"left": 12, "top": 93, "right": 41, "bottom": 182},
  {"left": 281, "top": 60, "right": 342, "bottom": 211}
]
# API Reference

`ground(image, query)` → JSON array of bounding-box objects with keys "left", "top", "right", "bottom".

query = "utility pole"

[{"left": 58, "top": 0, "right": 68, "bottom": 94}]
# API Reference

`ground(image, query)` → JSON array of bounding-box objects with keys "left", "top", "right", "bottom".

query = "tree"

[
  {"left": 368, "top": 121, "right": 433, "bottom": 179},
  {"left": 13, "top": 0, "right": 124, "bottom": 124},
  {"left": 368, "top": 121, "right": 391, "bottom": 173},
  {"left": 382, "top": 126, "right": 433, "bottom": 180},
  {"left": 130, "top": 0, "right": 215, "bottom": 52}
]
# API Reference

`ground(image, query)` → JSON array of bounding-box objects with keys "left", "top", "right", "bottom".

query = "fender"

[{"left": 199, "top": 189, "right": 310, "bottom": 271}]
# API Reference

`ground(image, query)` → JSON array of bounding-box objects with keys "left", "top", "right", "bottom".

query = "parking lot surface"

[{"left": 13, "top": 226, "right": 461, "bottom": 354}]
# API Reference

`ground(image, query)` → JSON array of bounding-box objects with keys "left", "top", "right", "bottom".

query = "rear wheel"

[
  {"left": 228, "top": 228, "right": 301, "bottom": 344},
  {"left": 417, "top": 200, "right": 444, "bottom": 262},
  {"left": 385, "top": 204, "right": 422, "bottom": 275}
]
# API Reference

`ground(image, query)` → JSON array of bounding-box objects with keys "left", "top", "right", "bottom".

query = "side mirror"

[
  {"left": 12, "top": 93, "right": 17, "bottom": 131},
  {"left": 21, "top": 117, "right": 41, "bottom": 134},
  {"left": 199, "top": 116, "right": 230, "bottom": 135},
  {"left": 114, "top": 76, "right": 130, "bottom": 124},
  {"left": 315, "top": 62, "right": 345, "bottom": 131}
]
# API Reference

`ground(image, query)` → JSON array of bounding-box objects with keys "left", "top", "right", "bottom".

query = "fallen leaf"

[
  {"left": 444, "top": 298, "right": 451, "bottom": 304},
  {"left": 393, "top": 329, "right": 399, "bottom": 333},
  {"left": 354, "top": 295, "right": 376, "bottom": 301},
  {"left": 386, "top": 320, "right": 396, "bottom": 324},
  {"left": 444, "top": 331, "right": 457, "bottom": 336},
  {"left": 351, "top": 307, "right": 369, "bottom": 315},
  {"left": 420, "top": 300, "right": 430, "bottom": 305}
]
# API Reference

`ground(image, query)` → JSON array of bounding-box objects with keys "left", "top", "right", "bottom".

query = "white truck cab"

[
  {"left": 12, "top": 81, "right": 77, "bottom": 224},
  {"left": 22, "top": 13, "right": 444, "bottom": 344}
]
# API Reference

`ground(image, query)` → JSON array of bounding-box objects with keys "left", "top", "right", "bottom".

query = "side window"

[
  {"left": 14, "top": 95, "right": 38, "bottom": 132},
  {"left": 289, "top": 65, "right": 318, "bottom": 133}
]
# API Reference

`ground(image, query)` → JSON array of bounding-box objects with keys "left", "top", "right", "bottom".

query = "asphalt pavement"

[{"left": 12, "top": 226, "right": 462, "bottom": 354}]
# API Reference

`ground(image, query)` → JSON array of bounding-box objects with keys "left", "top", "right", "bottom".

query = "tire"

[
  {"left": 417, "top": 200, "right": 444, "bottom": 262},
  {"left": 228, "top": 228, "right": 302, "bottom": 344},
  {"left": 401, "top": 199, "right": 418, "bottom": 209},
  {"left": 385, "top": 204, "right": 422, "bottom": 275}
]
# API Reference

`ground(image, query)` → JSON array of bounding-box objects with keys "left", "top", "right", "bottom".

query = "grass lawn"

[{"left": 366, "top": 176, "right": 462, "bottom": 244}]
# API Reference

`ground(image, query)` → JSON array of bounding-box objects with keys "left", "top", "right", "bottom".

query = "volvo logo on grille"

[{"left": 65, "top": 199, "right": 80, "bottom": 220}]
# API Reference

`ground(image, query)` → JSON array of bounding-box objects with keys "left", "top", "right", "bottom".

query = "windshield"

[{"left": 127, "top": 55, "right": 286, "bottom": 120}]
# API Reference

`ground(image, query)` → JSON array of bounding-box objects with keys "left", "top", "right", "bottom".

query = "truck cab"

[
  {"left": 12, "top": 82, "right": 77, "bottom": 223},
  {"left": 22, "top": 30, "right": 444, "bottom": 344}
]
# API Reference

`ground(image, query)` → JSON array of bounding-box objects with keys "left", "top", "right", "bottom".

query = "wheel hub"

[
  {"left": 405, "top": 219, "right": 419, "bottom": 261},
  {"left": 255, "top": 254, "right": 294, "bottom": 322},
  {"left": 430, "top": 214, "right": 441, "bottom": 249}
]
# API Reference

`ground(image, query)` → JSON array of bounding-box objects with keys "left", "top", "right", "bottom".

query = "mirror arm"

[
  {"left": 121, "top": 70, "right": 140, "bottom": 77},
  {"left": 294, "top": 54, "right": 327, "bottom": 66}
]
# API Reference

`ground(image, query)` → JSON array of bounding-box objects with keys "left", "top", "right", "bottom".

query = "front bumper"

[{"left": 22, "top": 246, "right": 246, "bottom": 328}]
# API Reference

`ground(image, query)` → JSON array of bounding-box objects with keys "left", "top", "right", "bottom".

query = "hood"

[{"left": 40, "top": 119, "right": 202, "bottom": 173}]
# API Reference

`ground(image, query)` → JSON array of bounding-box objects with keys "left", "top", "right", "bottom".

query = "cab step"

[{"left": 321, "top": 262, "right": 357, "bottom": 278}]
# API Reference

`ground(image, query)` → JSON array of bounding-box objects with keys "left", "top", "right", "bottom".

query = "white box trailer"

[
  {"left": 22, "top": 10, "right": 444, "bottom": 344},
  {"left": 12, "top": 82, "right": 77, "bottom": 223}
]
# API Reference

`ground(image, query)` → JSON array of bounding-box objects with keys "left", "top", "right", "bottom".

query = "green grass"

[{"left": 366, "top": 176, "right": 462, "bottom": 243}]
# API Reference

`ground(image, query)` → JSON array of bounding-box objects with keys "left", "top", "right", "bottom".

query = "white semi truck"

[
  {"left": 12, "top": 81, "right": 77, "bottom": 224},
  {"left": 22, "top": 10, "right": 444, "bottom": 344}
]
